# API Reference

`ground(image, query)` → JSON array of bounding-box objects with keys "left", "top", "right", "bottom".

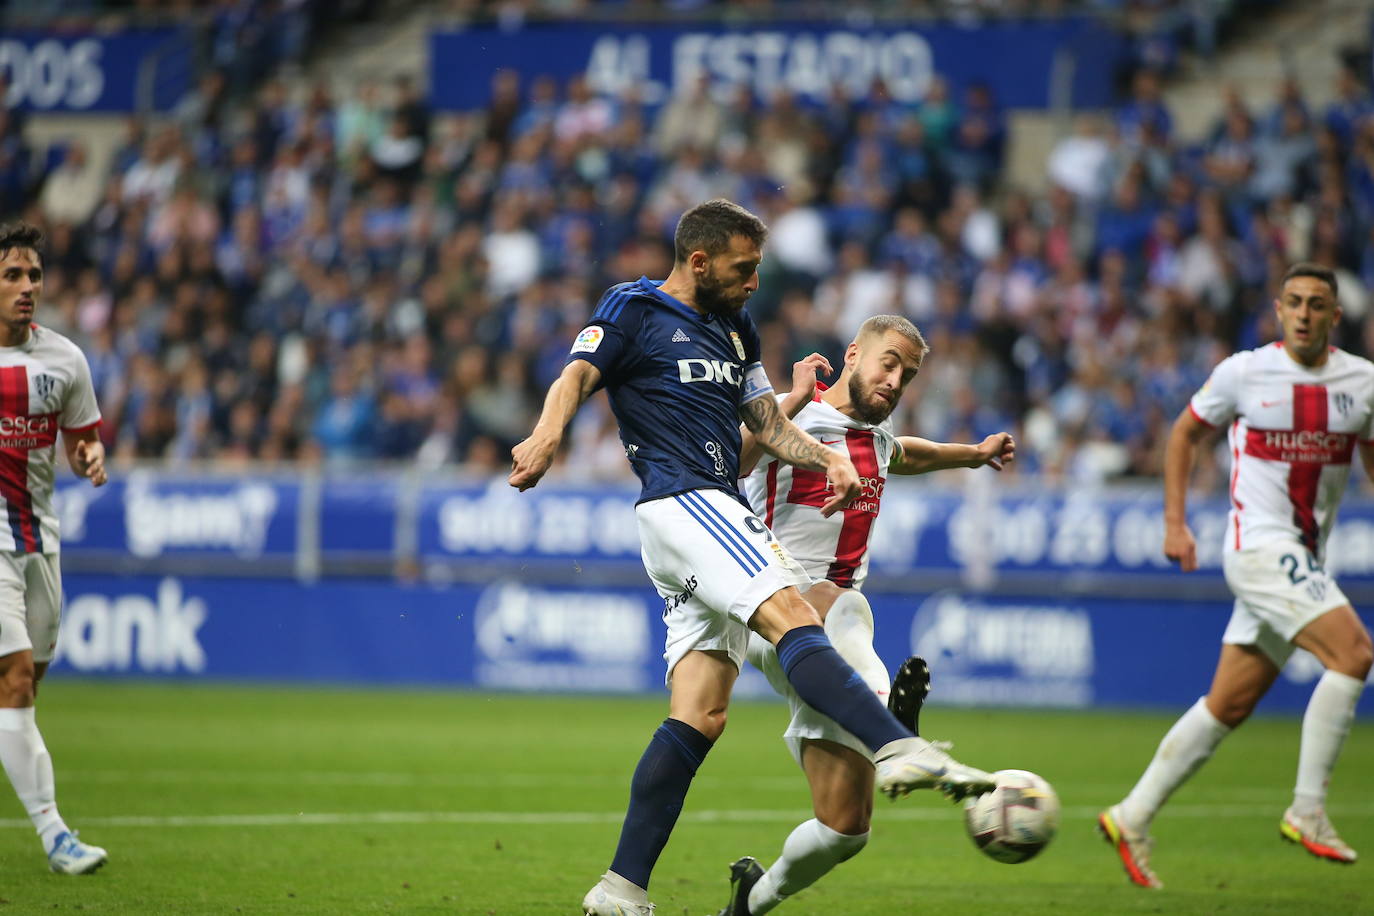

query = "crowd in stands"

[{"left": 2, "top": 22, "right": 1373, "bottom": 489}]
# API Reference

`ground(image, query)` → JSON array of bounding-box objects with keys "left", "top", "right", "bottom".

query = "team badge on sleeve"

[
  {"left": 571, "top": 326, "right": 605, "bottom": 354},
  {"left": 730, "top": 331, "right": 746, "bottom": 360}
]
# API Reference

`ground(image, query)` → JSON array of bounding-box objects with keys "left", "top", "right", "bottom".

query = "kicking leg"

[
  {"left": 1281, "top": 605, "right": 1371, "bottom": 863},
  {"left": 751, "top": 587, "right": 992, "bottom": 801},
  {"left": 584, "top": 650, "right": 733, "bottom": 915}
]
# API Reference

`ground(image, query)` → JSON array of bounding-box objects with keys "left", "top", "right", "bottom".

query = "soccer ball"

[{"left": 963, "top": 769, "right": 1060, "bottom": 864}]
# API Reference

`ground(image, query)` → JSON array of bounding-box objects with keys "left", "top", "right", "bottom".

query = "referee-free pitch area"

[{"left": 0, "top": 682, "right": 1369, "bottom": 914}]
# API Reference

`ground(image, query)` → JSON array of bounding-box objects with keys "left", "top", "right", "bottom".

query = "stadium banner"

[
  {"left": 50, "top": 574, "right": 1374, "bottom": 714},
  {"left": 428, "top": 19, "right": 1126, "bottom": 110},
  {"left": 412, "top": 479, "right": 1374, "bottom": 586},
  {"left": 55, "top": 473, "right": 1374, "bottom": 587},
  {"left": 56, "top": 470, "right": 298, "bottom": 562},
  {"left": 0, "top": 28, "right": 191, "bottom": 112}
]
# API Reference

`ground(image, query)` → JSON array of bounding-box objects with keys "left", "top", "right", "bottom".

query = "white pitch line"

[{"left": 3, "top": 804, "right": 1374, "bottom": 831}]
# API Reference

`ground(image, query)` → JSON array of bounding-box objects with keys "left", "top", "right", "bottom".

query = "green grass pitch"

[{"left": 0, "top": 681, "right": 1370, "bottom": 914}]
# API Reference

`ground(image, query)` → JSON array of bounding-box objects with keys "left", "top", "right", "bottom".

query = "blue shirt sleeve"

[{"left": 565, "top": 319, "right": 629, "bottom": 383}]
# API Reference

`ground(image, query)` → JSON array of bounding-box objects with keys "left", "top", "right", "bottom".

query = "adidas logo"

[{"left": 672, "top": 328, "right": 691, "bottom": 343}]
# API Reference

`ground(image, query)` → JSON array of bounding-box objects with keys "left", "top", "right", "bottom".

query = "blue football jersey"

[{"left": 567, "top": 276, "right": 773, "bottom": 504}]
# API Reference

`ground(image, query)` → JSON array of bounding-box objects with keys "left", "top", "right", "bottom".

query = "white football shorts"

[
  {"left": 0, "top": 551, "right": 63, "bottom": 663},
  {"left": 637, "top": 487, "right": 810, "bottom": 685},
  {"left": 1222, "top": 540, "right": 1350, "bottom": 668},
  {"left": 746, "top": 628, "right": 885, "bottom": 767}
]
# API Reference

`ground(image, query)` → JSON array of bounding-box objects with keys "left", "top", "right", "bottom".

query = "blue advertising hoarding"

[
  {"left": 55, "top": 473, "right": 1374, "bottom": 590},
  {"left": 429, "top": 19, "right": 1126, "bottom": 111},
  {"left": 0, "top": 29, "right": 191, "bottom": 112},
  {"left": 49, "top": 574, "right": 1374, "bottom": 715}
]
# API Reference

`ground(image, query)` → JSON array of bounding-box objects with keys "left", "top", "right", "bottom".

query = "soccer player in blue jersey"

[{"left": 509, "top": 199, "right": 995, "bottom": 916}]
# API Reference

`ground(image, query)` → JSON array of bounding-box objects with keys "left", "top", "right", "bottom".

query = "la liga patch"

[{"left": 570, "top": 325, "right": 605, "bottom": 354}]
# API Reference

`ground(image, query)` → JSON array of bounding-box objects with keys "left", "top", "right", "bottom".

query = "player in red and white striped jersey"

[
  {"left": 0, "top": 224, "right": 109, "bottom": 875},
  {"left": 714, "top": 315, "right": 1015, "bottom": 916},
  {"left": 1101, "top": 263, "right": 1374, "bottom": 889}
]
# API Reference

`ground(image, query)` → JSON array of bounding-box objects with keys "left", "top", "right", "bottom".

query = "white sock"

[
  {"left": 823, "top": 591, "right": 890, "bottom": 702},
  {"left": 748, "top": 818, "right": 868, "bottom": 915},
  {"left": 1293, "top": 670, "right": 1364, "bottom": 816},
  {"left": 1119, "top": 697, "right": 1230, "bottom": 831},
  {"left": 0, "top": 707, "right": 68, "bottom": 852}
]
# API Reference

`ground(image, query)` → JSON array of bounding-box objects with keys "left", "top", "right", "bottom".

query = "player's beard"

[
  {"left": 695, "top": 268, "right": 747, "bottom": 316},
  {"left": 848, "top": 374, "right": 896, "bottom": 425}
]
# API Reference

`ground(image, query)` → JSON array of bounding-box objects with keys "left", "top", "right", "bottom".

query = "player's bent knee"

[
  {"left": 0, "top": 660, "right": 37, "bottom": 707},
  {"left": 1345, "top": 638, "right": 1373, "bottom": 680},
  {"left": 1210, "top": 697, "right": 1256, "bottom": 728},
  {"left": 751, "top": 588, "right": 823, "bottom": 644}
]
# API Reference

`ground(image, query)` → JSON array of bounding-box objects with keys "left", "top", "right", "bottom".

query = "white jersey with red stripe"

[
  {"left": 1189, "top": 342, "right": 1374, "bottom": 558},
  {"left": 741, "top": 389, "right": 897, "bottom": 589},
  {"left": 0, "top": 324, "right": 101, "bottom": 555}
]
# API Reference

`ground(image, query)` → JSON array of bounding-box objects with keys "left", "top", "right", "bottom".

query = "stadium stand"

[{"left": 0, "top": 0, "right": 1370, "bottom": 493}]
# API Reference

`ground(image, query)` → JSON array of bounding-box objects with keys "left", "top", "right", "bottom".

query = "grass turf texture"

[{"left": 0, "top": 682, "right": 1370, "bottom": 914}]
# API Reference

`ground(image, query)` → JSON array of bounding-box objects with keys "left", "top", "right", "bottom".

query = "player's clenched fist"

[
  {"left": 508, "top": 433, "right": 558, "bottom": 491},
  {"left": 976, "top": 432, "right": 1016, "bottom": 471}
]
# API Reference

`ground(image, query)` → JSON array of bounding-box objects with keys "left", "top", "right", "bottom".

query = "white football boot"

[
  {"left": 1097, "top": 804, "right": 1162, "bottom": 889},
  {"left": 47, "top": 831, "right": 108, "bottom": 875},
  {"left": 1280, "top": 806, "right": 1357, "bottom": 863},
  {"left": 874, "top": 736, "right": 995, "bottom": 801},
  {"left": 582, "top": 872, "right": 655, "bottom": 915}
]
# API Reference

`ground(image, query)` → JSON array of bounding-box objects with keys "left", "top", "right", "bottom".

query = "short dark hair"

[
  {"left": 673, "top": 199, "right": 768, "bottom": 264},
  {"left": 0, "top": 223, "right": 42, "bottom": 263},
  {"left": 1281, "top": 261, "right": 1337, "bottom": 298}
]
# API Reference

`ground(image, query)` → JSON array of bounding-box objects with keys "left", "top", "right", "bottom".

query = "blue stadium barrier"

[
  {"left": 49, "top": 471, "right": 1374, "bottom": 709},
  {"left": 48, "top": 573, "right": 1374, "bottom": 715}
]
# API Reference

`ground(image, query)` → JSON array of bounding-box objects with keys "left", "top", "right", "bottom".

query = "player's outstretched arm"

[
  {"left": 1163, "top": 407, "right": 1214, "bottom": 572},
  {"left": 741, "top": 392, "right": 859, "bottom": 517},
  {"left": 508, "top": 360, "right": 602, "bottom": 492},
  {"left": 1360, "top": 441, "right": 1374, "bottom": 490},
  {"left": 737, "top": 353, "right": 831, "bottom": 478},
  {"left": 62, "top": 428, "right": 107, "bottom": 487},
  {"left": 890, "top": 432, "right": 1016, "bottom": 475}
]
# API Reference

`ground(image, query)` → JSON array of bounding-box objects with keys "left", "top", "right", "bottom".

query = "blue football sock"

[
  {"left": 608, "top": 718, "right": 713, "bottom": 890},
  {"left": 776, "top": 625, "right": 910, "bottom": 752}
]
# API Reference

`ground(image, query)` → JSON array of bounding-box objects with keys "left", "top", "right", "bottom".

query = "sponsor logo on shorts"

[{"left": 663, "top": 575, "right": 698, "bottom": 615}]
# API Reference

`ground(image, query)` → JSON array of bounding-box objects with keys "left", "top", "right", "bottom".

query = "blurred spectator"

[{"left": 39, "top": 143, "right": 104, "bottom": 226}]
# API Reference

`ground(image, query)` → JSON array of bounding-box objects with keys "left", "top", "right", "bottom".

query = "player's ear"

[
  {"left": 689, "top": 249, "right": 709, "bottom": 275},
  {"left": 844, "top": 340, "right": 861, "bottom": 368}
]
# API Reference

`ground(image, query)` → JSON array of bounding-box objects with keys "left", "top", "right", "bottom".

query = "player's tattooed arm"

[
  {"left": 737, "top": 353, "right": 831, "bottom": 477},
  {"left": 509, "top": 360, "right": 602, "bottom": 491},
  {"left": 741, "top": 394, "right": 859, "bottom": 517}
]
